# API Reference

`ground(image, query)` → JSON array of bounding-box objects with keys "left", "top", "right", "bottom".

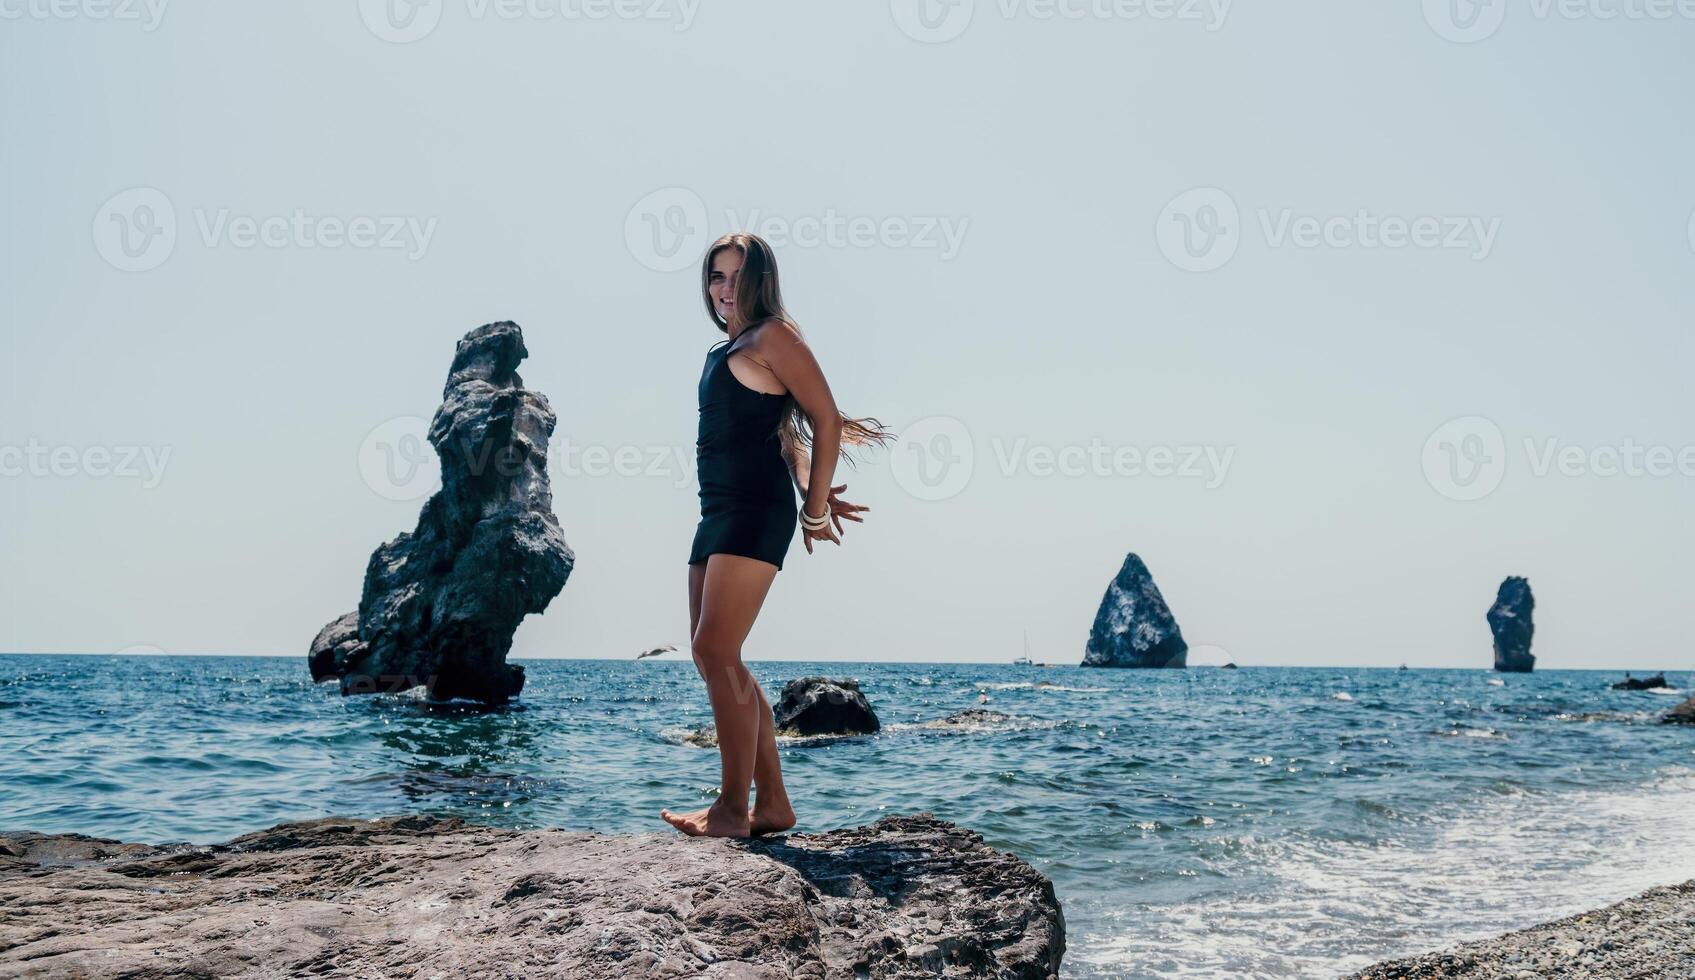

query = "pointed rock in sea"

[
  {"left": 1082, "top": 553, "right": 1188, "bottom": 668},
  {"left": 307, "top": 321, "right": 574, "bottom": 703},
  {"left": 1488, "top": 576, "right": 1535, "bottom": 674}
]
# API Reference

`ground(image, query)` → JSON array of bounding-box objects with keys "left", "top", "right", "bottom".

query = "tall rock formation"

[
  {"left": 1488, "top": 576, "right": 1536, "bottom": 673},
  {"left": 1082, "top": 553, "right": 1188, "bottom": 669},
  {"left": 309, "top": 321, "right": 574, "bottom": 703}
]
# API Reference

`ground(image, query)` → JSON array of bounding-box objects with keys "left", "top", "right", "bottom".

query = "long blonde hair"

[{"left": 700, "top": 232, "right": 894, "bottom": 470}]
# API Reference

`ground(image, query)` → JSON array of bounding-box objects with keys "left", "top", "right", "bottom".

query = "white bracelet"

[{"left": 800, "top": 506, "right": 829, "bottom": 529}]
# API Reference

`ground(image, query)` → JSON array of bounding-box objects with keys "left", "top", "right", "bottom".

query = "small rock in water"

[
  {"left": 933, "top": 708, "right": 1016, "bottom": 728},
  {"left": 1612, "top": 673, "right": 1667, "bottom": 691},
  {"left": 773, "top": 677, "right": 881, "bottom": 736},
  {"left": 1662, "top": 695, "right": 1695, "bottom": 725}
]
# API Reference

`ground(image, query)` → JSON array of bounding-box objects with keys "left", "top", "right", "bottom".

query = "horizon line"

[{"left": 0, "top": 651, "right": 1687, "bottom": 674}]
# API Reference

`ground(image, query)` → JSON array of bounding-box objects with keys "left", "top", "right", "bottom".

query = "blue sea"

[{"left": 4, "top": 655, "right": 1694, "bottom": 979}]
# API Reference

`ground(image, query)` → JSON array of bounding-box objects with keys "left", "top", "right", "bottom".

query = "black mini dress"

[{"left": 688, "top": 326, "right": 798, "bottom": 570}]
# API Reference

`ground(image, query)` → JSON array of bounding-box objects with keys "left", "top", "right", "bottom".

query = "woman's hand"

[{"left": 801, "top": 483, "right": 867, "bottom": 554}]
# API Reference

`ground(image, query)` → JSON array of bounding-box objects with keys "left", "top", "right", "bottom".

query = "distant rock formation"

[
  {"left": 1663, "top": 697, "right": 1695, "bottom": 725},
  {"left": 774, "top": 677, "right": 881, "bottom": 736},
  {"left": 308, "top": 321, "right": 574, "bottom": 703},
  {"left": 1613, "top": 673, "right": 1668, "bottom": 691},
  {"left": 0, "top": 813, "right": 1065, "bottom": 979},
  {"left": 1488, "top": 576, "right": 1536, "bottom": 673},
  {"left": 1082, "top": 553, "right": 1187, "bottom": 668}
]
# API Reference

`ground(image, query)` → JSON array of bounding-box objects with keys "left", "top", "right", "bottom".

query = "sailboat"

[{"left": 1013, "top": 629, "right": 1034, "bottom": 667}]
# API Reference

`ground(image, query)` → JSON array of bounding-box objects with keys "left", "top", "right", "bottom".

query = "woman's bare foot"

[
  {"left": 661, "top": 800, "right": 751, "bottom": 838},
  {"left": 748, "top": 800, "right": 796, "bottom": 836}
]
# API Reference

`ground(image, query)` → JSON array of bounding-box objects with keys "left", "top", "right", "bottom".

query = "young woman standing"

[{"left": 661, "top": 233, "right": 891, "bottom": 838}]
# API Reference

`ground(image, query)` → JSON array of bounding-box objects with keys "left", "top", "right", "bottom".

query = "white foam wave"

[{"left": 1072, "top": 768, "right": 1695, "bottom": 978}]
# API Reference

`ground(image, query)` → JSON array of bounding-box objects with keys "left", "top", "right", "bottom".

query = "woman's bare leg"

[
  {"left": 747, "top": 683, "right": 795, "bottom": 834},
  {"left": 686, "top": 561, "right": 793, "bottom": 834},
  {"left": 662, "top": 553, "right": 779, "bottom": 837}
]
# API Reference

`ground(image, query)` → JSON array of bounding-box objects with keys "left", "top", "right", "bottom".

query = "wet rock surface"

[
  {"left": 1347, "top": 880, "right": 1695, "bottom": 979},
  {"left": 773, "top": 677, "right": 881, "bottom": 736},
  {"left": 1663, "top": 696, "right": 1695, "bottom": 725},
  {"left": 309, "top": 321, "right": 574, "bottom": 703},
  {"left": 0, "top": 813, "right": 1063, "bottom": 980}
]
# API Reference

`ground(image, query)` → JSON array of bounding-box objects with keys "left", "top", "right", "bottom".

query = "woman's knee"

[{"left": 691, "top": 635, "right": 739, "bottom": 670}]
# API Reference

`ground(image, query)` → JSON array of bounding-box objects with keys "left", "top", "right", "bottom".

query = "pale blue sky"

[{"left": 3, "top": 2, "right": 1691, "bottom": 668}]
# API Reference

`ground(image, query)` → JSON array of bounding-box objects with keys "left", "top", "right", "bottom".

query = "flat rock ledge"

[
  {"left": 1346, "top": 880, "right": 1695, "bottom": 979},
  {"left": 0, "top": 813, "right": 1063, "bottom": 980}
]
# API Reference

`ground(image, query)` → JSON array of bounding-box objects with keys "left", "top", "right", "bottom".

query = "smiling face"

[{"left": 707, "top": 247, "right": 743, "bottom": 325}]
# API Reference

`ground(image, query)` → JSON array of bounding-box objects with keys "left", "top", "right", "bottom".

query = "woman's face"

[{"left": 708, "top": 248, "right": 742, "bottom": 323}]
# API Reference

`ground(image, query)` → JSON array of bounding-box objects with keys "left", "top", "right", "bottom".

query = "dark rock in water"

[
  {"left": 773, "top": 677, "right": 881, "bottom": 736},
  {"left": 1612, "top": 673, "right": 1668, "bottom": 691},
  {"left": 1220, "top": 662, "right": 1239, "bottom": 669},
  {"left": 933, "top": 708, "right": 1016, "bottom": 727},
  {"left": 1487, "top": 576, "right": 1535, "bottom": 673},
  {"left": 1082, "top": 553, "right": 1187, "bottom": 668},
  {"left": 309, "top": 322, "right": 574, "bottom": 704},
  {"left": 0, "top": 813, "right": 1065, "bottom": 980},
  {"left": 306, "top": 611, "right": 360, "bottom": 682},
  {"left": 1663, "top": 696, "right": 1695, "bottom": 725}
]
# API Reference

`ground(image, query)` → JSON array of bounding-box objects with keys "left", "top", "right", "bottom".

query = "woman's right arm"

[{"left": 785, "top": 445, "right": 810, "bottom": 494}]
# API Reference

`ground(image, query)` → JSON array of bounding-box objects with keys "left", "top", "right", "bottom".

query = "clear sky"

[{"left": 3, "top": 2, "right": 1691, "bottom": 668}]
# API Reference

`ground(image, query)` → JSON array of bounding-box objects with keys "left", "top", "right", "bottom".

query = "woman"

[{"left": 661, "top": 233, "right": 892, "bottom": 838}]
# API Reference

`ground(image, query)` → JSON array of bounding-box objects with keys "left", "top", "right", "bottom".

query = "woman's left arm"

[{"left": 758, "top": 322, "right": 844, "bottom": 549}]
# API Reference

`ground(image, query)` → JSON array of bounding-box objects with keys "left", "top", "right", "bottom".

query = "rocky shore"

[
  {"left": 1348, "top": 880, "right": 1695, "bottom": 979},
  {"left": 0, "top": 813, "right": 1063, "bottom": 979}
]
